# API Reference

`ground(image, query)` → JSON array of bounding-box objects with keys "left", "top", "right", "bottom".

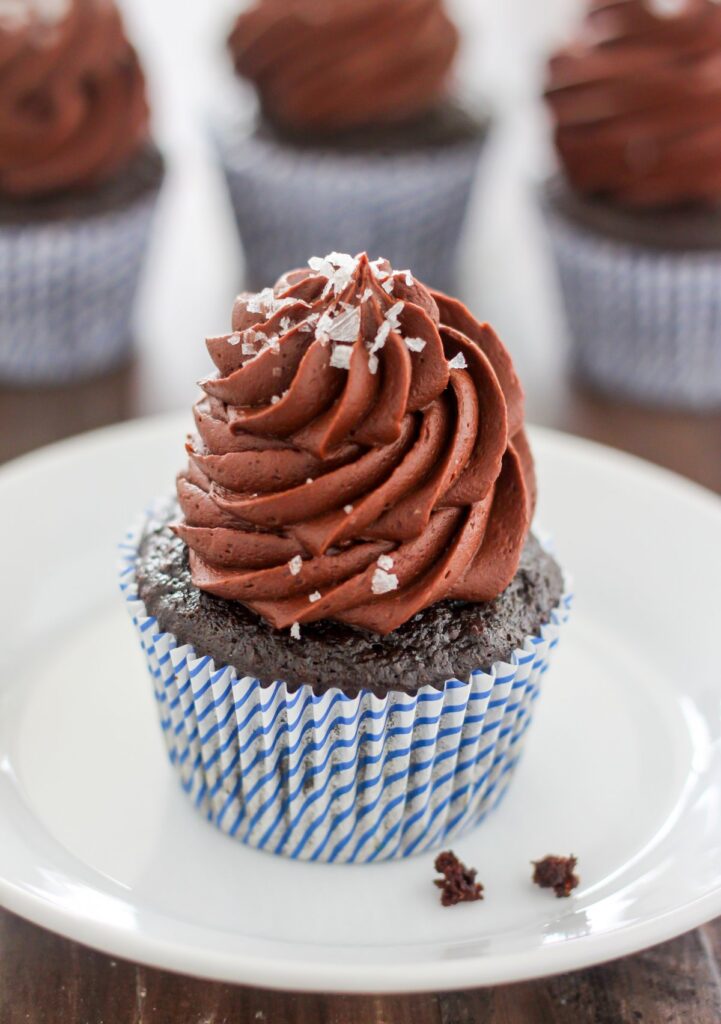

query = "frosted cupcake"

[
  {"left": 542, "top": 0, "right": 721, "bottom": 408},
  {"left": 218, "top": 0, "right": 487, "bottom": 293},
  {"left": 120, "top": 252, "right": 571, "bottom": 863},
  {"left": 0, "top": 0, "right": 164, "bottom": 385}
]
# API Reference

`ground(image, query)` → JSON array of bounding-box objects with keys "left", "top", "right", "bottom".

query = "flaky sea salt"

[
  {"left": 448, "top": 352, "right": 468, "bottom": 370},
  {"left": 343, "top": 504, "right": 353, "bottom": 514},
  {"left": 385, "top": 301, "right": 404, "bottom": 330},
  {"left": 377, "top": 554, "right": 394, "bottom": 571},
  {"left": 405, "top": 337, "right": 426, "bottom": 353},
  {"left": 309, "top": 591, "right": 322, "bottom": 603},
  {"left": 270, "top": 395, "right": 280, "bottom": 405},
  {"left": 371, "top": 568, "right": 399, "bottom": 595},
  {"left": 288, "top": 555, "right": 302, "bottom": 576},
  {"left": 373, "top": 321, "right": 391, "bottom": 349},
  {"left": 330, "top": 344, "right": 353, "bottom": 370},
  {"left": 227, "top": 332, "right": 241, "bottom": 346},
  {"left": 290, "top": 622, "right": 301, "bottom": 640},
  {"left": 361, "top": 288, "right": 374, "bottom": 302},
  {"left": 246, "top": 287, "right": 274, "bottom": 314},
  {"left": 310, "top": 252, "right": 358, "bottom": 297},
  {"left": 369, "top": 258, "right": 390, "bottom": 282},
  {"left": 328, "top": 305, "right": 360, "bottom": 342},
  {"left": 245, "top": 288, "right": 296, "bottom": 317},
  {"left": 382, "top": 278, "right": 395, "bottom": 294}
]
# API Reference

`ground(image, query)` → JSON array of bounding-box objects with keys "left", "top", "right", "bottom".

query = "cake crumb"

[
  {"left": 434, "top": 851, "right": 484, "bottom": 907},
  {"left": 532, "top": 855, "right": 579, "bottom": 898}
]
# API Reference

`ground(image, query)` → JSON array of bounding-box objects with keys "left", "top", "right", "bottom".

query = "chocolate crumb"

[
  {"left": 532, "top": 855, "right": 579, "bottom": 897},
  {"left": 434, "top": 851, "right": 484, "bottom": 907}
]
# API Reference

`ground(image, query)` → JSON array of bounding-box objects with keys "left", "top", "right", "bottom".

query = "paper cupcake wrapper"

[
  {"left": 0, "top": 181, "right": 162, "bottom": 385},
  {"left": 544, "top": 204, "right": 721, "bottom": 409},
  {"left": 119, "top": 510, "right": 572, "bottom": 863},
  {"left": 216, "top": 126, "right": 485, "bottom": 295}
]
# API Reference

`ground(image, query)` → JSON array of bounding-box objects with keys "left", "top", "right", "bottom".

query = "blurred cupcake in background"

[
  {"left": 542, "top": 0, "right": 721, "bottom": 409},
  {"left": 0, "top": 0, "right": 164, "bottom": 385},
  {"left": 218, "top": 0, "right": 487, "bottom": 293}
]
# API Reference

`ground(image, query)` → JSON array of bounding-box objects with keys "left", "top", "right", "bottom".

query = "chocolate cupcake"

[
  {"left": 120, "top": 252, "right": 571, "bottom": 863},
  {"left": 542, "top": 0, "right": 721, "bottom": 409},
  {"left": 217, "top": 0, "right": 487, "bottom": 293},
  {"left": 0, "top": 0, "right": 164, "bottom": 385}
]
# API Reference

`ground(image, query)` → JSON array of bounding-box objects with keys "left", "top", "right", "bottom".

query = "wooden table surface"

[{"left": 1, "top": 363, "right": 720, "bottom": 1024}]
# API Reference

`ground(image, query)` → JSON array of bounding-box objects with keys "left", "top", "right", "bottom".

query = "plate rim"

[{"left": 1, "top": 412, "right": 720, "bottom": 993}]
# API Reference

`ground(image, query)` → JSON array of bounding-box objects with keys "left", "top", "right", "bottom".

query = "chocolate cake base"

[
  {"left": 0, "top": 143, "right": 165, "bottom": 226},
  {"left": 135, "top": 510, "right": 564, "bottom": 697},
  {"left": 543, "top": 174, "right": 721, "bottom": 252},
  {"left": 258, "top": 99, "right": 488, "bottom": 155}
]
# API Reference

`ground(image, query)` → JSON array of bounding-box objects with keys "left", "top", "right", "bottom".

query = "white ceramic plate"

[{"left": 1, "top": 414, "right": 720, "bottom": 993}]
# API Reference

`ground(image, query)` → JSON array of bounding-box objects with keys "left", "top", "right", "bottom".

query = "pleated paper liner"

[{"left": 120, "top": 509, "right": 571, "bottom": 864}]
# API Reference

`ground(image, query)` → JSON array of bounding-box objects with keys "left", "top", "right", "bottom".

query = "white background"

[{"left": 120, "top": 0, "right": 585, "bottom": 421}]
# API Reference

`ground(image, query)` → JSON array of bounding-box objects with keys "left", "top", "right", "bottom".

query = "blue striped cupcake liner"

[
  {"left": 216, "top": 123, "right": 485, "bottom": 295},
  {"left": 0, "top": 180, "right": 162, "bottom": 386},
  {"left": 119, "top": 509, "right": 572, "bottom": 864},
  {"left": 543, "top": 203, "right": 721, "bottom": 409}
]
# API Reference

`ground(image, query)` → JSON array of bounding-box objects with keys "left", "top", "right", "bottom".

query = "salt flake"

[
  {"left": 448, "top": 352, "right": 468, "bottom": 370},
  {"left": 405, "top": 337, "right": 426, "bottom": 353},
  {"left": 330, "top": 344, "right": 353, "bottom": 370},
  {"left": 288, "top": 555, "right": 302, "bottom": 576},
  {"left": 343, "top": 504, "right": 353, "bottom": 514},
  {"left": 227, "top": 332, "right": 241, "bottom": 346},
  {"left": 308, "top": 591, "right": 322, "bottom": 603},
  {"left": 385, "top": 301, "right": 404, "bottom": 330},
  {"left": 328, "top": 305, "right": 360, "bottom": 342},
  {"left": 371, "top": 568, "right": 399, "bottom": 595},
  {"left": 290, "top": 622, "right": 301, "bottom": 640},
  {"left": 377, "top": 554, "right": 394, "bottom": 571}
]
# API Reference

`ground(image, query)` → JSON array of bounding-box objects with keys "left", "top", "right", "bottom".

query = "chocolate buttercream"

[
  {"left": 175, "top": 253, "right": 535, "bottom": 636},
  {"left": 228, "top": 0, "right": 459, "bottom": 135},
  {"left": 0, "top": 0, "right": 150, "bottom": 198},
  {"left": 545, "top": 0, "right": 721, "bottom": 207}
]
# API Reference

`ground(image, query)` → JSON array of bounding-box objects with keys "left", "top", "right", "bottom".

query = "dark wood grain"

[{"left": 1, "top": 365, "right": 720, "bottom": 1023}]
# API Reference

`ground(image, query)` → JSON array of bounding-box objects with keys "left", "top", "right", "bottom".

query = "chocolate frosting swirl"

[
  {"left": 0, "top": 0, "right": 150, "bottom": 198},
  {"left": 228, "top": 0, "right": 459, "bottom": 135},
  {"left": 545, "top": 0, "right": 721, "bottom": 207},
  {"left": 174, "top": 253, "right": 535, "bottom": 637}
]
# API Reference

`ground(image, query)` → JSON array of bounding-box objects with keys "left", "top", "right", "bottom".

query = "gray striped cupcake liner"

[
  {"left": 0, "top": 180, "right": 162, "bottom": 386},
  {"left": 544, "top": 205, "right": 721, "bottom": 409},
  {"left": 120, "top": 507, "right": 572, "bottom": 864},
  {"left": 217, "top": 125, "right": 485, "bottom": 295}
]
